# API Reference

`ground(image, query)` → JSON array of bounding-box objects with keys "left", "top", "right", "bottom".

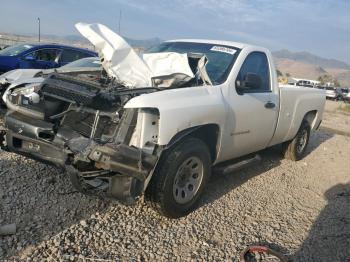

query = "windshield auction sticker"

[{"left": 210, "top": 46, "right": 236, "bottom": 55}]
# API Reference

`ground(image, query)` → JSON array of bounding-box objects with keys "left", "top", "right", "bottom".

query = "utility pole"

[
  {"left": 37, "top": 17, "right": 41, "bottom": 42},
  {"left": 118, "top": 10, "right": 122, "bottom": 35}
]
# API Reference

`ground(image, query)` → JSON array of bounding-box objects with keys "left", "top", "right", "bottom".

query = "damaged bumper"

[{"left": 1, "top": 109, "right": 159, "bottom": 204}]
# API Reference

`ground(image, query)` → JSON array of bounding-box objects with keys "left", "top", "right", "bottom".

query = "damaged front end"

[
  {"left": 1, "top": 23, "right": 215, "bottom": 204},
  {"left": 1, "top": 73, "right": 161, "bottom": 204}
]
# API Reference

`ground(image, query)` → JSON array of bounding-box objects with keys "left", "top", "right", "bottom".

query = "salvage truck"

[{"left": 0, "top": 23, "right": 326, "bottom": 218}]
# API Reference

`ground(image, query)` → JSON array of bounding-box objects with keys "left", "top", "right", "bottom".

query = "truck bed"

[{"left": 269, "top": 86, "right": 326, "bottom": 146}]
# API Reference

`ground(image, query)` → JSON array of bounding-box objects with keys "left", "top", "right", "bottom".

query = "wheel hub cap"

[
  {"left": 297, "top": 129, "right": 308, "bottom": 153},
  {"left": 173, "top": 156, "right": 204, "bottom": 204}
]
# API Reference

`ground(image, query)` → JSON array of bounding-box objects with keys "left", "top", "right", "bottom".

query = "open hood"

[
  {"left": 76, "top": 23, "right": 152, "bottom": 87},
  {"left": 75, "top": 23, "right": 196, "bottom": 88}
]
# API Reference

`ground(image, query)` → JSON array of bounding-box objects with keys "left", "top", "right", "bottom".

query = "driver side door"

[{"left": 227, "top": 51, "right": 279, "bottom": 158}]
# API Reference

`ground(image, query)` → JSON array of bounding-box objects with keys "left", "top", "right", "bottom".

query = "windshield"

[
  {"left": 147, "top": 42, "right": 240, "bottom": 85},
  {"left": 60, "top": 57, "right": 101, "bottom": 69},
  {"left": 0, "top": 44, "right": 34, "bottom": 56}
]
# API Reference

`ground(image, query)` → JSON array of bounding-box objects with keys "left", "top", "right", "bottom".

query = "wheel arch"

[
  {"left": 165, "top": 124, "right": 220, "bottom": 163},
  {"left": 290, "top": 110, "right": 318, "bottom": 139},
  {"left": 303, "top": 110, "right": 318, "bottom": 128}
]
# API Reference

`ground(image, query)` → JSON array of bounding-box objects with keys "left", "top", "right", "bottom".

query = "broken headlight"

[{"left": 8, "top": 83, "right": 41, "bottom": 105}]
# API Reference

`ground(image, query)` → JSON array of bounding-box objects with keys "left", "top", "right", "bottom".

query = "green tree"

[
  {"left": 318, "top": 74, "right": 333, "bottom": 85},
  {"left": 318, "top": 74, "right": 340, "bottom": 87},
  {"left": 334, "top": 79, "right": 341, "bottom": 87}
]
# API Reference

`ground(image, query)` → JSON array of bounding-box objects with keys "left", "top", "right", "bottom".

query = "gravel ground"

[
  {"left": 1, "top": 103, "right": 350, "bottom": 261},
  {"left": 322, "top": 100, "right": 350, "bottom": 136}
]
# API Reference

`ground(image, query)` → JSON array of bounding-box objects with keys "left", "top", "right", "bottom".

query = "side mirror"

[
  {"left": 236, "top": 73, "right": 262, "bottom": 93},
  {"left": 23, "top": 55, "right": 35, "bottom": 61}
]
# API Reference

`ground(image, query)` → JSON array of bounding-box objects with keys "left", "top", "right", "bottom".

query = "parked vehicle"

[
  {"left": 325, "top": 86, "right": 342, "bottom": 100},
  {"left": 0, "top": 23, "right": 326, "bottom": 218},
  {"left": 342, "top": 88, "right": 350, "bottom": 102},
  {"left": 0, "top": 57, "right": 102, "bottom": 106},
  {"left": 296, "top": 80, "right": 314, "bottom": 88},
  {"left": 0, "top": 43, "right": 97, "bottom": 74}
]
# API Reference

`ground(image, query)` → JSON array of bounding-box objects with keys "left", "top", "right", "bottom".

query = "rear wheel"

[
  {"left": 282, "top": 120, "right": 311, "bottom": 161},
  {"left": 145, "top": 137, "right": 211, "bottom": 218}
]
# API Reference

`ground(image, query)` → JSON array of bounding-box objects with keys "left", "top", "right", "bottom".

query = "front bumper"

[
  {"left": 1, "top": 111, "right": 158, "bottom": 203},
  {"left": 3, "top": 112, "right": 69, "bottom": 166}
]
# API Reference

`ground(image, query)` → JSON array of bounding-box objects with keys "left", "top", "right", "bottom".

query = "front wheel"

[
  {"left": 282, "top": 120, "right": 311, "bottom": 161},
  {"left": 145, "top": 137, "right": 211, "bottom": 218}
]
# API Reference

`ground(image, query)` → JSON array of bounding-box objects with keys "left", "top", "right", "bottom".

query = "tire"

[
  {"left": 145, "top": 137, "right": 211, "bottom": 218},
  {"left": 282, "top": 120, "right": 311, "bottom": 161}
]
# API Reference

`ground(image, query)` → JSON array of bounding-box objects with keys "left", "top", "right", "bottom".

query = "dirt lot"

[
  {"left": 0, "top": 101, "right": 349, "bottom": 261},
  {"left": 321, "top": 100, "right": 350, "bottom": 136}
]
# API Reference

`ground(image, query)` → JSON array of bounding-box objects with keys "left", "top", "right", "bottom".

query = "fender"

[{"left": 124, "top": 84, "right": 227, "bottom": 146}]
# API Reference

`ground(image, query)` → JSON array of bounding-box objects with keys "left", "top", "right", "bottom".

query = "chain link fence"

[
  {"left": 0, "top": 34, "right": 94, "bottom": 50},
  {"left": 0, "top": 36, "right": 24, "bottom": 49}
]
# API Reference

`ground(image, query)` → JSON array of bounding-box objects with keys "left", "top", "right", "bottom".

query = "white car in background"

[
  {"left": 325, "top": 86, "right": 342, "bottom": 101},
  {"left": 341, "top": 88, "right": 350, "bottom": 102},
  {"left": 0, "top": 57, "right": 102, "bottom": 105}
]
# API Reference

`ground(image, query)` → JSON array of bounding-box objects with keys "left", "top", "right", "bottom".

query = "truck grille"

[{"left": 41, "top": 74, "right": 99, "bottom": 106}]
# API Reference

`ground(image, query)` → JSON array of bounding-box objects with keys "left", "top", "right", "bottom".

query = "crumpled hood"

[
  {"left": 75, "top": 23, "right": 152, "bottom": 87},
  {"left": 75, "top": 23, "right": 195, "bottom": 88}
]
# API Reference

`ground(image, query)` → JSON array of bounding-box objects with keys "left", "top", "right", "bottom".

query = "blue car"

[{"left": 0, "top": 43, "right": 97, "bottom": 74}]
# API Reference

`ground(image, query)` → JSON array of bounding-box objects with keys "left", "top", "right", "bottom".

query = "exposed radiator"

[
  {"left": 41, "top": 74, "right": 100, "bottom": 106},
  {"left": 62, "top": 111, "right": 117, "bottom": 140}
]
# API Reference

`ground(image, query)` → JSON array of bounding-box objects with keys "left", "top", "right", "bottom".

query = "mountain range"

[
  {"left": 2, "top": 32, "right": 349, "bottom": 86},
  {"left": 272, "top": 50, "right": 350, "bottom": 87},
  {"left": 60, "top": 34, "right": 350, "bottom": 87},
  {"left": 272, "top": 49, "right": 350, "bottom": 70}
]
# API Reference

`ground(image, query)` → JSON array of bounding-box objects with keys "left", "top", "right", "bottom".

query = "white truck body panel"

[
  {"left": 269, "top": 86, "right": 325, "bottom": 146},
  {"left": 125, "top": 85, "right": 226, "bottom": 148}
]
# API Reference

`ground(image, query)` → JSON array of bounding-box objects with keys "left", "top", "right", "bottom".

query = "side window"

[
  {"left": 77, "top": 51, "right": 91, "bottom": 59},
  {"left": 60, "top": 49, "right": 90, "bottom": 63},
  {"left": 236, "top": 52, "right": 270, "bottom": 93},
  {"left": 31, "top": 49, "right": 59, "bottom": 62}
]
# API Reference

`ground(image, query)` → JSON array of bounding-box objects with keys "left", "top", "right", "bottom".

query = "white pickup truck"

[{"left": 0, "top": 23, "right": 326, "bottom": 218}]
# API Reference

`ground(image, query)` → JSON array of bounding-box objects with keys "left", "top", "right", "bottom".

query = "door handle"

[{"left": 265, "top": 101, "right": 275, "bottom": 109}]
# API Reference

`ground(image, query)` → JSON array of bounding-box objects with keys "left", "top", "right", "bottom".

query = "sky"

[{"left": 1, "top": 0, "right": 350, "bottom": 63}]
